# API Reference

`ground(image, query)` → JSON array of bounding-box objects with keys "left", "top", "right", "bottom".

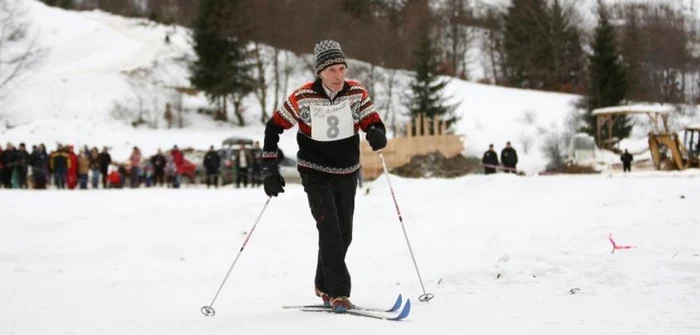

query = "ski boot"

[
  {"left": 314, "top": 287, "right": 331, "bottom": 307},
  {"left": 330, "top": 296, "right": 354, "bottom": 313}
]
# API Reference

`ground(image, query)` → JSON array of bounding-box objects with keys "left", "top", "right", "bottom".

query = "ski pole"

[
  {"left": 201, "top": 197, "right": 272, "bottom": 316},
  {"left": 377, "top": 151, "right": 434, "bottom": 303}
]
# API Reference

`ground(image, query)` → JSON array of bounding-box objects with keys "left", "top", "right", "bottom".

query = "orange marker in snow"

[{"left": 608, "top": 233, "right": 635, "bottom": 253}]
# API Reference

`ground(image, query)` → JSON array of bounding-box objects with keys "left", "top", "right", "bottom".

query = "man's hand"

[
  {"left": 263, "top": 171, "right": 285, "bottom": 197},
  {"left": 366, "top": 126, "right": 387, "bottom": 151}
]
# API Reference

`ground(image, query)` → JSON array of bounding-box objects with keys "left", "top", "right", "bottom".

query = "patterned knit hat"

[{"left": 314, "top": 40, "right": 347, "bottom": 74}]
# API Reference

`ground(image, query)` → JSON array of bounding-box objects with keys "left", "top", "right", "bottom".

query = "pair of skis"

[{"left": 282, "top": 294, "right": 411, "bottom": 321}]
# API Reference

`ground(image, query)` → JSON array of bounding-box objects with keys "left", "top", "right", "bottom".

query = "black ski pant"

[
  {"left": 18, "top": 166, "right": 28, "bottom": 188},
  {"left": 1, "top": 167, "right": 12, "bottom": 188},
  {"left": 301, "top": 171, "right": 357, "bottom": 299},
  {"left": 205, "top": 170, "right": 218, "bottom": 188},
  {"left": 101, "top": 168, "right": 109, "bottom": 189},
  {"left": 236, "top": 167, "right": 249, "bottom": 188},
  {"left": 153, "top": 169, "right": 165, "bottom": 186}
]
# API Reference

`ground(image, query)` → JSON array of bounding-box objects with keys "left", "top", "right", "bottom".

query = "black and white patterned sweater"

[{"left": 262, "top": 78, "right": 385, "bottom": 177}]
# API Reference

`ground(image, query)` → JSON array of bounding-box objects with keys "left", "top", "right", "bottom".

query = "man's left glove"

[
  {"left": 366, "top": 126, "right": 387, "bottom": 151},
  {"left": 263, "top": 171, "right": 285, "bottom": 197},
  {"left": 261, "top": 160, "right": 285, "bottom": 197}
]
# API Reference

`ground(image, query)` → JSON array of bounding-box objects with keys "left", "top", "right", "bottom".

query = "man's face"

[{"left": 319, "top": 64, "right": 347, "bottom": 93}]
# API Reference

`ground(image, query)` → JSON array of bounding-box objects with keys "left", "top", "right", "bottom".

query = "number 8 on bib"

[{"left": 310, "top": 101, "right": 354, "bottom": 142}]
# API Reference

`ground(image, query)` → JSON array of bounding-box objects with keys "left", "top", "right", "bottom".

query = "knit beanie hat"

[{"left": 314, "top": 40, "right": 347, "bottom": 74}]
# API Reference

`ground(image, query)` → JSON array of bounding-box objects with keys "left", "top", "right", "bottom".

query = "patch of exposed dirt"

[
  {"left": 390, "top": 151, "right": 481, "bottom": 178},
  {"left": 541, "top": 164, "right": 600, "bottom": 175}
]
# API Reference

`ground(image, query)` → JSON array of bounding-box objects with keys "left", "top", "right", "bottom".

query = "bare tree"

[
  {"left": 0, "top": 0, "right": 41, "bottom": 102},
  {"left": 382, "top": 68, "right": 401, "bottom": 136},
  {"left": 480, "top": 5, "right": 506, "bottom": 84},
  {"left": 251, "top": 42, "right": 269, "bottom": 124},
  {"left": 281, "top": 50, "right": 295, "bottom": 102},
  {"left": 541, "top": 127, "right": 565, "bottom": 170},
  {"left": 112, "top": 68, "right": 179, "bottom": 129},
  {"left": 437, "top": 0, "right": 477, "bottom": 78},
  {"left": 229, "top": 91, "right": 247, "bottom": 126},
  {"left": 616, "top": 2, "right": 698, "bottom": 104}
]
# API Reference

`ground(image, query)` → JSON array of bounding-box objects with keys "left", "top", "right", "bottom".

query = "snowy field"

[{"left": 2, "top": 172, "right": 699, "bottom": 334}]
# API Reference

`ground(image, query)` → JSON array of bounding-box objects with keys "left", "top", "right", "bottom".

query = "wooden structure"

[
  {"left": 592, "top": 105, "right": 674, "bottom": 150},
  {"left": 592, "top": 104, "right": 697, "bottom": 170},
  {"left": 360, "top": 115, "right": 465, "bottom": 180}
]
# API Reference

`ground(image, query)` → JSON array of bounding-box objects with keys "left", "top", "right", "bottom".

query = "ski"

[
  {"left": 282, "top": 294, "right": 403, "bottom": 313},
  {"left": 297, "top": 299, "right": 411, "bottom": 321}
]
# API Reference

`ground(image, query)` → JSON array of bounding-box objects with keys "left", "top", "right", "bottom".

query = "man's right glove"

[
  {"left": 263, "top": 169, "right": 285, "bottom": 197},
  {"left": 366, "top": 126, "right": 387, "bottom": 151}
]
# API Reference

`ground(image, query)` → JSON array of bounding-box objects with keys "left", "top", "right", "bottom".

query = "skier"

[{"left": 260, "top": 39, "right": 387, "bottom": 313}]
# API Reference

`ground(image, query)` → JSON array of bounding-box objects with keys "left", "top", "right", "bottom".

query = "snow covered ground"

[{"left": 2, "top": 172, "right": 700, "bottom": 334}]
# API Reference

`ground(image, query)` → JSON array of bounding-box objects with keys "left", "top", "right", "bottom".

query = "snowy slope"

[
  {"left": 1, "top": 173, "right": 700, "bottom": 334},
  {"left": 6, "top": 1, "right": 193, "bottom": 123},
  {"left": 3, "top": 0, "right": 700, "bottom": 174}
]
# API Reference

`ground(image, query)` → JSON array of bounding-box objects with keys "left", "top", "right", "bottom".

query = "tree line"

[{"left": 35, "top": 0, "right": 700, "bottom": 141}]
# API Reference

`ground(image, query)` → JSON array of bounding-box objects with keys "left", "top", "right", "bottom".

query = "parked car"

[
  {"left": 566, "top": 133, "right": 597, "bottom": 166},
  {"left": 217, "top": 137, "right": 301, "bottom": 185}
]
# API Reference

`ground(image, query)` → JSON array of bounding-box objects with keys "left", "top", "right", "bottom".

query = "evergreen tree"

[
  {"left": 406, "top": 21, "right": 459, "bottom": 134},
  {"left": 548, "top": 0, "right": 584, "bottom": 92},
  {"left": 501, "top": 0, "right": 550, "bottom": 89},
  {"left": 40, "top": 0, "right": 73, "bottom": 9},
  {"left": 189, "top": 0, "right": 254, "bottom": 124},
  {"left": 342, "top": 0, "right": 381, "bottom": 20},
  {"left": 583, "top": 2, "right": 630, "bottom": 143}
]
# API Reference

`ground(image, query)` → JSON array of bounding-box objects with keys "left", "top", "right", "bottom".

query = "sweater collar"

[{"left": 312, "top": 78, "right": 350, "bottom": 101}]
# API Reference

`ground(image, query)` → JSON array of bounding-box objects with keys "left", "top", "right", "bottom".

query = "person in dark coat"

[
  {"left": 15, "top": 143, "right": 31, "bottom": 188},
  {"left": 482, "top": 144, "right": 499, "bottom": 174},
  {"left": 98, "top": 147, "right": 112, "bottom": 188},
  {"left": 150, "top": 149, "right": 166, "bottom": 187},
  {"left": 500, "top": 141, "right": 518, "bottom": 173},
  {"left": 31, "top": 144, "right": 50, "bottom": 189},
  {"left": 203, "top": 145, "right": 221, "bottom": 188},
  {"left": 1, "top": 143, "right": 17, "bottom": 188},
  {"left": 621, "top": 149, "right": 633, "bottom": 173}
]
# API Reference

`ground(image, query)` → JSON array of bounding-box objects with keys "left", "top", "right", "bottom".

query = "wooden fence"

[{"left": 360, "top": 115, "right": 465, "bottom": 180}]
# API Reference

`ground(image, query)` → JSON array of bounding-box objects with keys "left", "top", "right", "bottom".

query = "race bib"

[{"left": 310, "top": 100, "right": 354, "bottom": 142}]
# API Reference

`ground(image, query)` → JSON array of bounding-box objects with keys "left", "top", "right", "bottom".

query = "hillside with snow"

[{"left": 2, "top": 0, "right": 699, "bottom": 174}]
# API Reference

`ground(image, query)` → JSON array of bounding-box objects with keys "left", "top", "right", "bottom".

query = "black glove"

[
  {"left": 263, "top": 171, "right": 285, "bottom": 197},
  {"left": 261, "top": 156, "right": 285, "bottom": 197},
  {"left": 366, "top": 126, "right": 387, "bottom": 151}
]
